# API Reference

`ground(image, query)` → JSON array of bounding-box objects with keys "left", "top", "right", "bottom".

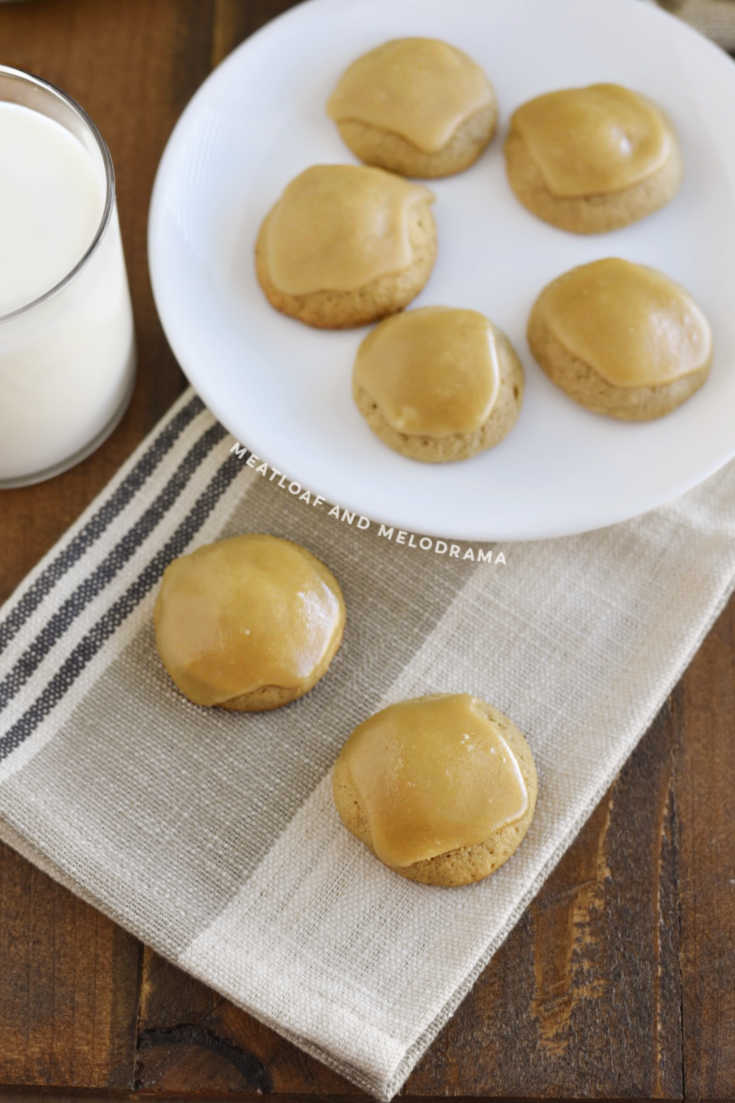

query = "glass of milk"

[{"left": 0, "top": 65, "right": 136, "bottom": 487}]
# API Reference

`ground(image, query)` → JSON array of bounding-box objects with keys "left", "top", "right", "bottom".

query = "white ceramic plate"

[{"left": 149, "top": 0, "right": 735, "bottom": 541}]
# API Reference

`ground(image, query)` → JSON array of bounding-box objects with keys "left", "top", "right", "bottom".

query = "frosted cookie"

[
  {"left": 333, "top": 693, "right": 537, "bottom": 886},
  {"left": 154, "top": 534, "right": 345, "bottom": 710},
  {"left": 353, "top": 306, "right": 523, "bottom": 462},
  {"left": 327, "top": 37, "right": 497, "bottom": 178},
  {"left": 504, "top": 83, "right": 682, "bottom": 233},
  {"left": 527, "top": 258, "right": 712, "bottom": 420},
  {"left": 255, "top": 164, "right": 436, "bottom": 328}
]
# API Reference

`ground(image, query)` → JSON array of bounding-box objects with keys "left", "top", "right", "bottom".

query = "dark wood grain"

[
  {"left": 0, "top": 1, "right": 733, "bottom": 1099},
  {"left": 408, "top": 700, "right": 683, "bottom": 1100},
  {"left": 134, "top": 946, "right": 349, "bottom": 1095},
  {"left": 0, "top": 0, "right": 204, "bottom": 1088},
  {"left": 676, "top": 598, "right": 735, "bottom": 1100},
  {"left": 0, "top": 840, "right": 140, "bottom": 1089}
]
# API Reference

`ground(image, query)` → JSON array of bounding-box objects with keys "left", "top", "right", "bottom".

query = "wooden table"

[{"left": 0, "top": 2, "right": 733, "bottom": 1099}]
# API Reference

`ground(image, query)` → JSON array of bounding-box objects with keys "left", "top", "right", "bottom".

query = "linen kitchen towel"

[
  {"left": 656, "top": 0, "right": 735, "bottom": 50},
  {"left": 1, "top": 386, "right": 735, "bottom": 1098}
]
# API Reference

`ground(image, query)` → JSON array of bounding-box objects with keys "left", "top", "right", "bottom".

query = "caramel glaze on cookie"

[
  {"left": 527, "top": 258, "right": 712, "bottom": 420},
  {"left": 255, "top": 164, "right": 436, "bottom": 328},
  {"left": 505, "top": 83, "right": 682, "bottom": 233},
  {"left": 333, "top": 693, "right": 538, "bottom": 886},
  {"left": 327, "top": 37, "right": 497, "bottom": 178},
  {"left": 353, "top": 306, "right": 523, "bottom": 462},
  {"left": 154, "top": 534, "right": 345, "bottom": 710}
]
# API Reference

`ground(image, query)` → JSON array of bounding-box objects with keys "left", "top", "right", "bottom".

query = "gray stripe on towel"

[
  {"left": 0, "top": 470, "right": 480, "bottom": 953},
  {"left": 0, "top": 393, "right": 204, "bottom": 657}
]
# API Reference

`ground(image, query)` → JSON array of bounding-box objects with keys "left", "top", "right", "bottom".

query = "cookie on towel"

[
  {"left": 154, "top": 534, "right": 345, "bottom": 710},
  {"left": 333, "top": 693, "right": 538, "bottom": 886}
]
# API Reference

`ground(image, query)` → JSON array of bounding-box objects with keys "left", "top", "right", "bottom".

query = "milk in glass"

[{"left": 0, "top": 73, "right": 135, "bottom": 487}]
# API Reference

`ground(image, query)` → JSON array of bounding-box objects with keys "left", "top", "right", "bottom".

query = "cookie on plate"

[
  {"left": 504, "top": 83, "right": 682, "bottom": 233},
  {"left": 353, "top": 306, "right": 523, "bottom": 462},
  {"left": 332, "top": 693, "right": 538, "bottom": 887},
  {"left": 154, "top": 534, "right": 345, "bottom": 710},
  {"left": 527, "top": 257, "right": 712, "bottom": 420},
  {"left": 327, "top": 37, "right": 497, "bottom": 178},
  {"left": 255, "top": 164, "right": 436, "bottom": 328}
]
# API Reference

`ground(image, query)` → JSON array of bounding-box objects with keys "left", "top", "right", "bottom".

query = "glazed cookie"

[
  {"left": 154, "top": 534, "right": 345, "bottom": 710},
  {"left": 332, "top": 693, "right": 537, "bottom": 887},
  {"left": 353, "top": 306, "right": 523, "bottom": 462},
  {"left": 255, "top": 164, "right": 436, "bottom": 328},
  {"left": 527, "top": 258, "right": 712, "bottom": 420},
  {"left": 504, "top": 83, "right": 682, "bottom": 233},
  {"left": 327, "top": 37, "right": 497, "bottom": 178}
]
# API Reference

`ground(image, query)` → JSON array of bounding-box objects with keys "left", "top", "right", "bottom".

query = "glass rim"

[{"left": 0, "top": 63, "right": 115, "bottom": 324}]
